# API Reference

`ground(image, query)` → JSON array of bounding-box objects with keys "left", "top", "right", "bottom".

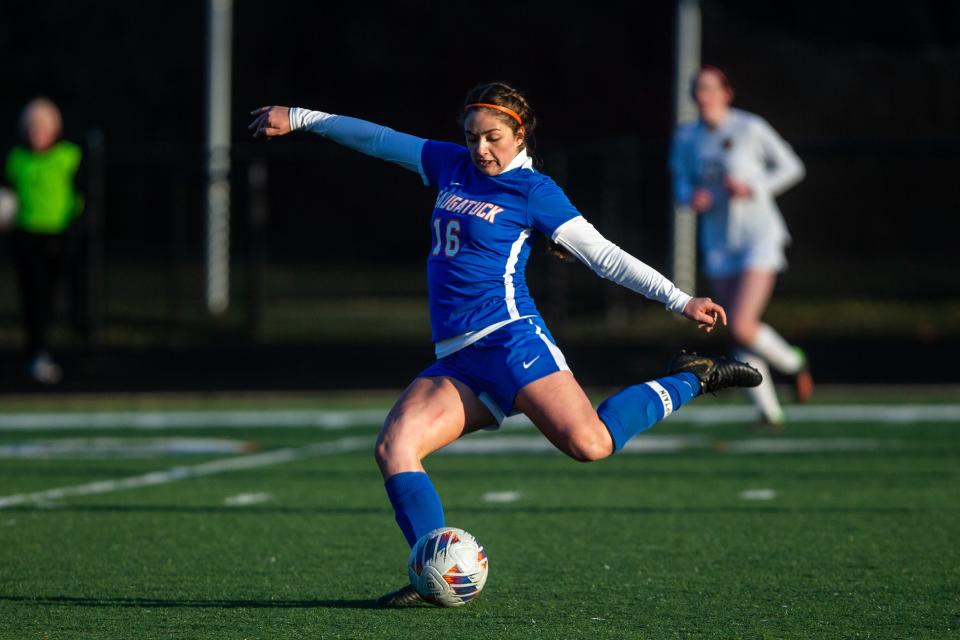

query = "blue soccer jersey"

[{"left": 421, "top": 141, "right": 580, "bottom": 342}]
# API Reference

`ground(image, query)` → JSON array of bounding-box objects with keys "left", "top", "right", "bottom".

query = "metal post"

[
  {"left": 205, "top": 0, "right": 233, "bottom": 315},
  {"left": 671, "top": 0, "right": 700, "bottom": 295}
]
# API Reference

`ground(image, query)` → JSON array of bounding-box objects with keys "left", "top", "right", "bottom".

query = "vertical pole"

[
  {"left": 205, "top": 0, "right": 233, "bottom": 315},
  {"left": 671, "top": 0, "right": 700, "bottom": 295}
]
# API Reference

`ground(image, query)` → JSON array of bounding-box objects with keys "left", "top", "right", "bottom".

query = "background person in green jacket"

[{"left": 4, "top": 97, "right": 83, "bottom": 384}]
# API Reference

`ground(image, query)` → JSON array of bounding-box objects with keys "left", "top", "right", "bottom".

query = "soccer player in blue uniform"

[{"left": 250, "top": 81, "right": 761, "bottom": 606}]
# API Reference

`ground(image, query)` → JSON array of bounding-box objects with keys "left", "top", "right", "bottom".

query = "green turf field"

[{"left": 0, "top": 391, "right": 957, "bottom": 639}]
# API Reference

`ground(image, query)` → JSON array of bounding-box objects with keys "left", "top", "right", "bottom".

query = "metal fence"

[{"left": 1, "top": 132, "right": 956, "bottom": 354}]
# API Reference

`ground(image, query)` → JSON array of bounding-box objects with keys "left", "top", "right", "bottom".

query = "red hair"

[
  {"left": 691, "top": 65, "right": 735, "bottom": 102},
  {"left": 698, "top": 65, "right": 732, "bottom": 90}
]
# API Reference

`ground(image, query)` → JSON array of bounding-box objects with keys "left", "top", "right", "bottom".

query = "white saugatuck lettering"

[{"left": 434, "top": 189, "right": 504, "bottom": 224}]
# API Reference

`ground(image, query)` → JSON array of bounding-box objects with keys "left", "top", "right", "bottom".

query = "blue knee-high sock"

[
  {"left": 384, "top": 471, "right": 445, "bottom": 547},
  {"left": 597, "top": 372, "right": 700, "bottom": 453}
]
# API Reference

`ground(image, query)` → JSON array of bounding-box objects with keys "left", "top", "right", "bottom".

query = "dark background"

[{"left": 0, "top": 1, "right": 958, "bottom": 389}]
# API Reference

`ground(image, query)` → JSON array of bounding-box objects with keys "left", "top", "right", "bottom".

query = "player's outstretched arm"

[
  {"left": 249, "top": 105, "right": 426, "bottom": 177},
  {"left": 553, "top": 216, "right": 726, "bottom": 333}
]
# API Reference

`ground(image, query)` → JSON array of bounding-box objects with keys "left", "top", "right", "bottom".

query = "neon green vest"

[{"left": 5, "top": 141, "right": 82, "bottom": 234}]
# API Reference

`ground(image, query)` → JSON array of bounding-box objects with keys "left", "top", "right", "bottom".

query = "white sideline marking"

[
  {"left": 482, "top": 491, "right": 522, "bottom": 503},
  {"left": 224, "top": 492, "right": 273, "bottom": 506},
  {"left": 0, "top": 404, "right": 958, "bottom": 432},
  {"left": 0, "top": 436, "right": 368, "bottom": 510},
  {"left": 0, "top": 437, "right": 255, "bottom": 459},
  {"left": 740, "top": 489, "right": 777, "bottom": 501}
]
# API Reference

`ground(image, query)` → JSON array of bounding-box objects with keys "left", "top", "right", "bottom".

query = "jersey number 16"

[{"left": 432, "top": 218, "right": 461, "bottom": 257}]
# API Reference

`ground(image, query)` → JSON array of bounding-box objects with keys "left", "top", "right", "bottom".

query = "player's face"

[
  {"left": 25, "top": 106, "right": 61, "bottom": 152},
  {"left": 694, "top": 71, "right": 732, "bottom": 114},
  {"left": 464, "top": 111, "right": 524, "bottom": 176}
]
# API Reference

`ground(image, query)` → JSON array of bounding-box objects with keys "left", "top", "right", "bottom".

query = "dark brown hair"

[
  {"left": 459, "top": 81, "right": 538, "bottom": 160},
  {"left": 460, "top": 82, "right": 573, "bottom": 261}
]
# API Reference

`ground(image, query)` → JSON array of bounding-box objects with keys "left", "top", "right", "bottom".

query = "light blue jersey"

[{"left": 421, "top": 141, "right": 579, "bottom": 342}]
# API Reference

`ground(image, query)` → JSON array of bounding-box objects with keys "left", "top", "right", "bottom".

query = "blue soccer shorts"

[{"left": 418, "top": 317, "right": 570, "bottom": 427}]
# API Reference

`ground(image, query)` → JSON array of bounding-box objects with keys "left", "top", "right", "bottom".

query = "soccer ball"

[
  {"left": 408, "top": 527, "right": 488, "bottom": 607},
  {"left": 0, "top": 187, "right": 18, "bottom": 231}
]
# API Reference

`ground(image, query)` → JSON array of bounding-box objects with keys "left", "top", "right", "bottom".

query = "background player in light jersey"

[
  {"left": 250, "top": 81, "right": 761, "bottom": 605},
  {"left": 670, "top": 66, "right": 811, "bottom": 428}
]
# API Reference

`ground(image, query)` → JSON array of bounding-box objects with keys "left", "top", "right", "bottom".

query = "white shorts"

[{"left": 702, "top": 242, "right": 787, "bottom": 278}]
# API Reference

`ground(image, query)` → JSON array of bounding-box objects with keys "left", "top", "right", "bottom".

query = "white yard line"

[
  {"left": 0, "top": 404, "right": 957, "bottom": 432},
  {"left": 0, "top": 436, "right": 368, "bottom": 509},
  {"left": 740, "top": 489, "right": 777, "bottom": 501},
  {"left": 482, "top": 491, "right": 523, "bottom": 503},
  {"left": 0, "top": 428, "right": 905, "bottom": 509},
  {"left": 224, "top": 492, "right": 273, "bottom": 506}
]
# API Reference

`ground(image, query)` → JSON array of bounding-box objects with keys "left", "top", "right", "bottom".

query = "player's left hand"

[
  {"left": 682, "top": 297, "right": 727, "bottom": 333},
  {"left": 725, "top": 178, "right": 753, "bottom": 198},
  {"left": 248, "top": 106, "right": 291, "bottom": 139}
]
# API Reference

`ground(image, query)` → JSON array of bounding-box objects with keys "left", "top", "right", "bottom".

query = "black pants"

[{"left": 12, "top": 229, "right": 69, "bottom": 357}]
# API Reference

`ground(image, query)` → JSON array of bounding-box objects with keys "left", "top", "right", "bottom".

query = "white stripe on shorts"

[
  {"left": 478, "top": 392, "right": 507, "bottom": 426},
  {"left": 530, "top": 320, "right": 570, "bottom": 372},
  {"left": 644, "top": 380, "right": 673, "bottom": 419}
]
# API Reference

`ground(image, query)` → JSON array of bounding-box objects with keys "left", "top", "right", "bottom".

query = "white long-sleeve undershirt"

[
  {"left": 553, "top": 217, "right": 692, "bottom": 315},
  {"left": 289, "top": 107, "right": 692, "bottom": 317}
]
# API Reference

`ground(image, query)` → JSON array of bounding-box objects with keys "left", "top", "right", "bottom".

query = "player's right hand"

[
  {"left": 682, "top": 297, "right": 727, "bottom": 333},
  {"left": 690, "top": 188, "right": 713, "bottom": 213},
  {"left": 249, "top": 106, "right": 291, "bottom": 139}
]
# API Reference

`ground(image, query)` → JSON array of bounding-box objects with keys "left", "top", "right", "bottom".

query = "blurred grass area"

[
  {"left": 0, "top": 262, "right": 956, "bottom": 347},
  {"left": 0, "top": 384, "right": 958, "bottom": 412}
]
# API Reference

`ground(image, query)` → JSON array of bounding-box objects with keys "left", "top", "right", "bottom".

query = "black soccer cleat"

[
  {"left": 376, "top": 584, "right": 425, "bottom": 607},
  {"left": 669, "top": 351, "right": 763, "bottom": 394}
]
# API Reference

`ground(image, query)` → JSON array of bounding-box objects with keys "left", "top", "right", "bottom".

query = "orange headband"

[{"left": 464, "top": 103, "right": 523, "bottom": 127}]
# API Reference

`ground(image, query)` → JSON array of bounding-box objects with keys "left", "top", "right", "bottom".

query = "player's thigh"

[
  {"left": 515, "top": 370, "right": 613, "bottom": 462},
  {"left": 375, "top": 375, "right": 493, "bottom": 476}
]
